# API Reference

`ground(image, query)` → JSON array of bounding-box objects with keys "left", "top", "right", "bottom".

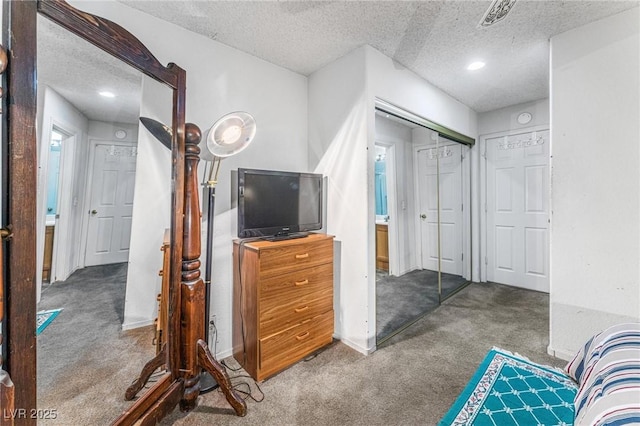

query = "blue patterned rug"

[
  {"left": 36, "top": 308, "right": 62, "bottom": 335},
  {"left": 439, "top": 348, "right": 578, "bottom": 426}
]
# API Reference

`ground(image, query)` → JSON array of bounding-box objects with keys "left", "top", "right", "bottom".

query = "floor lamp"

[
  {"left": 139, "top": 112, "right": 256, "bottom": 394},
  {"left": 198, "top": 111, "right": 257, "bottom": 393}
]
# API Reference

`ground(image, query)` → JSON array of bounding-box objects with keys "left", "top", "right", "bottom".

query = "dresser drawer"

[
  {"left": 260, "top": 262, "right": 332, "bottom": 303},
  {"left": 258, "top": 238, "right": 333, "bottom": 279},
  {"left": 260, "top": 287, "right": 332, "bottom": 338},
  {"left": 259, "top": 310, "right": 333, "bottom": 380}
]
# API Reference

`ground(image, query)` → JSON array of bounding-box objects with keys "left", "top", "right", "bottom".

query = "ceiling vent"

[{"left": 479, "top": 0, "right": 518, "bottom": 28}]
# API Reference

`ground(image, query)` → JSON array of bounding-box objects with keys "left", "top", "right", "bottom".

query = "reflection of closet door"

[
  {"left": 85, "top": 142, "right": 137, "bottom": 266},
  {"left": 417, "top": 147, "right": 439, "bottom": 271},
  {"left": 417, "top": 144, "right": 464, "bottom": 275},
  {"left": 486, "top": 130, "right": 549, "bottom": 292},
  {"left": 437, "top": 143, "right": 463, "bottom": 275}
]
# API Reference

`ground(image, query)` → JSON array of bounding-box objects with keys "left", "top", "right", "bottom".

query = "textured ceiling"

[
  {"left": 38, "top": 0, "right": 639, "bottom": 123},
  {"left": 120, "top": 0, "right": 639, "bottom": 113},
  {"left": 38, "top": 15, "right": 142, "bottom": 124}
]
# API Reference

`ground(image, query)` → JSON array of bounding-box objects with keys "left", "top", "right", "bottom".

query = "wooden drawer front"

[
  {"left": 259, "top": 310, "right": 333, "bottom": 380},
  {"left": 260, "top": 287, "right": 332, "bottom": 338},
  {"left": 259, "top": 238, "right": 333, "bottom": 279},
  {"left": 260, "top": 263, "right": 332, "bottom": 303}
]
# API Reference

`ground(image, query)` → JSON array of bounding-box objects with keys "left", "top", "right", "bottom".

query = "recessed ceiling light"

[
  {"left": 467, "top": 61, "right": 486, "bottom": 71},
  {"left": 99, "top": 91, "right": 116, "bottom": 98}
]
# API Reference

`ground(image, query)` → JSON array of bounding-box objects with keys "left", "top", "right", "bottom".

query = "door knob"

[
  {"left": 91, "top": 209, "right": 98, "bottom": 215},
  {"left": 420, "top": 214, "right": 427, "bottom": 219}
]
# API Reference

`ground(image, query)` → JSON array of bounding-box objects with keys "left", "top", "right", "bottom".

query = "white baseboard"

[
  {"left": 216, "top": 347, "right": 233, "bottom": 360},
  {"left": 339, "top": 335, "right": 375, "bottom": 355},
  {"left": 122, "top": 319, "right": 155, "bottom": 331},
  {"left": 547, "top": 344, "right": 574, "bottom": 362}
]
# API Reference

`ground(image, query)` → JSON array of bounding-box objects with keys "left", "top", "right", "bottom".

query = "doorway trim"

[
  {"left": 479, "top": 124, "right": 551, "bottom": 285},
  {"left": 36, "top": 119, "right": 80, "bottom": 300},
  {"left": 374, "top": 140, "right": 399, "bottom": 276},
  {"left": 49, "top": 124, "right": 78, "bottom": 283},
  {"left": 375, "top": 99, "right": 475, "bottom": 146}
]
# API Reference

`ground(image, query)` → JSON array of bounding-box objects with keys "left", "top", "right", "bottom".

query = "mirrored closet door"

[{"left": 374, "top": 102, "right": 473, "bottom": 345}]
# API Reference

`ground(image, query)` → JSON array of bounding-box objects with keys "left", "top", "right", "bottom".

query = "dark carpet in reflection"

[{"left": 376, "top": 269, "right": 468, "bottom": 342}]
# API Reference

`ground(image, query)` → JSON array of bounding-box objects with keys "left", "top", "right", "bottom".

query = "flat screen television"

[{"left": 237, "top": 168, "right": 323, "bottom": 240}]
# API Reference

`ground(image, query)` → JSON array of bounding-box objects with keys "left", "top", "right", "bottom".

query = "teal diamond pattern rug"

[
  {"left": 36, "top": 308, "right": 63, "bottom": 336},
  {"left": 439, "top": 348, "right": 577, "bottom": 426}
]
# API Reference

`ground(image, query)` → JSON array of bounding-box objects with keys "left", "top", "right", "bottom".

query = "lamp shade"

[
  {"left": 139, "top": 117, "right": 172, "bottom": 150},
  {"left": 200, "top": 111, "right": 256, "bottom": 161}
]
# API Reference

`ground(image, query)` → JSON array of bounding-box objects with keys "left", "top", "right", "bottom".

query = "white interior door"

[
  {"left": 85, "top": 143, "right": 137, "bottom": 266},
  {"left": 417, "top": 141, "right": 464, "bottom": 274},
  {"left": 486, "top": 130, "right": 550, "bottom": 292},
  {"left": 436, "top": 143, "right": 463, "bottom": 275},
  {"left": 417, "top": 146, "right": 439, "bottom": 272}
]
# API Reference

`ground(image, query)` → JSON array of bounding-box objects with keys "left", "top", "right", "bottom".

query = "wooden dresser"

[{"left": 232, "top": 233, "right": 334, "bottom": 381}]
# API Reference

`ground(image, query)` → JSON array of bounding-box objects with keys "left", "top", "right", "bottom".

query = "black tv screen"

[{"left": 237, "top": 168, "right": 323, "bottom": 239}]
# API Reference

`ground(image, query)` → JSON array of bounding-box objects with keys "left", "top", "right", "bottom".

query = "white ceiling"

[{"left": 38, "top": 0, "right": 639, "bottom": 124}]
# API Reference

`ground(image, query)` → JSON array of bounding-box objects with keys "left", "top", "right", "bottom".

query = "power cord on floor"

[
  {"left": 221, "top": 358, "right": 265, "bottom": 403},
  {"left": 205, "top": 314, "right": 264, "bottom": 404}
]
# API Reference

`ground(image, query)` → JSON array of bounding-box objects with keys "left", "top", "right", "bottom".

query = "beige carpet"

[
  {"left": 160, "top": 282, "right": 562, "bottom": 425},
  {"left": 37, "top": 279, "right": 562, "bottom": 425}
]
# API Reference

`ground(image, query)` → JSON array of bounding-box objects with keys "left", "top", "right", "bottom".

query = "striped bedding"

[{"left": 565, "top": 322, "right": 640, "bottom": 425}]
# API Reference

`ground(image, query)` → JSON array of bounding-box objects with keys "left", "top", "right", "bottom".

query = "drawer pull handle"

[
  {"left": 296, "top": 331, "right": 310, "bottom": 340},
  {"left": 295, "top": 253, "right": 309, "bottom": 259},
  {"left": 294, "top": 305, "right": 309, "bottom": 313},
  {"left": 295, "top": 279, "right": 309, "bottom": 286}
]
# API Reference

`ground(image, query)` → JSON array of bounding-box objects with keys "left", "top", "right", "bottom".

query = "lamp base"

[{"left": 199, "top": 370, "right": 219, "bottom": 394}]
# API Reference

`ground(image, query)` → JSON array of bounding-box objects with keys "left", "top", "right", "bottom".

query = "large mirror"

[
  {"left": 374, "top": 104, "right": 473, "bottom": 345},
  {"left": 2, "top": 0, "right": 188, "bottom": 422},
  {"left": 35, "top": 12, "right": 174, "bottom": 422}
]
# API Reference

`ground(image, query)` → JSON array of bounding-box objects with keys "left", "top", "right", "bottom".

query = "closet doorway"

[{"left": 374, "top": 101, "right": 473, "bottom": 344}]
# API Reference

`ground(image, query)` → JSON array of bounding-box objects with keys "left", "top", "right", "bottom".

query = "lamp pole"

[{"left": 201, "top": 159, "right": 221, "bottom": 394}]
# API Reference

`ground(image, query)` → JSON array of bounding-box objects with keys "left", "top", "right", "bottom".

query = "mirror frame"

[{"left": 3, "top": 0, "right": 186, "bottom": 423}]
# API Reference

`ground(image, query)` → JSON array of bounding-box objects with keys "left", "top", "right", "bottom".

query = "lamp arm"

[{"left": 205, "top": 157, "right": 222, "bottom": 188}]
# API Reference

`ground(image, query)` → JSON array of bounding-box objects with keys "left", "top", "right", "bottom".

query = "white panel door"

[
  {"left": 486, "top": 130, "right": 550, "bottom": 292},
  {"left": 417, "top": 146, "right": 439, "bottom": 271},
  {"left": 417, "top": 143, "right": 463, "bottom": 275},
  {"left": 85, "top": 143, "right": 137, "bottom": 266}
]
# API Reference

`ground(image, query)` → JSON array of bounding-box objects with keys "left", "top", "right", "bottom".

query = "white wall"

[
  {"left": 122, "top": 76, "right": 171, "bottom": 330},
  {"left": 309, "top": 47, "right": 370, "bottom": 352},
  {"left": 478, "top": 98, "right": 549, "bottom": 136},
  {"left": 72, "top": 1, "right": 309, "bottom": 355},
  {"left": 549, "top": 7, "right": 640, "bottom": 360},
  {"left": 366, "top": 46, "right": 477, "bottom": 139},
  {"left": 36, "top": 86, "right": 90, "bottom": 301},
  {"left": 309, "top": 45, "right": 477, "bottom": 354}
]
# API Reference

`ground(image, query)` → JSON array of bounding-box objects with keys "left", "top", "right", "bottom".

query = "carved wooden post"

[
  {"left": 178, "top": 124, "right": 246, "bottom": 416},
  {"left": 179, "top": 124, "right": 205, "bottom": 410}
]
